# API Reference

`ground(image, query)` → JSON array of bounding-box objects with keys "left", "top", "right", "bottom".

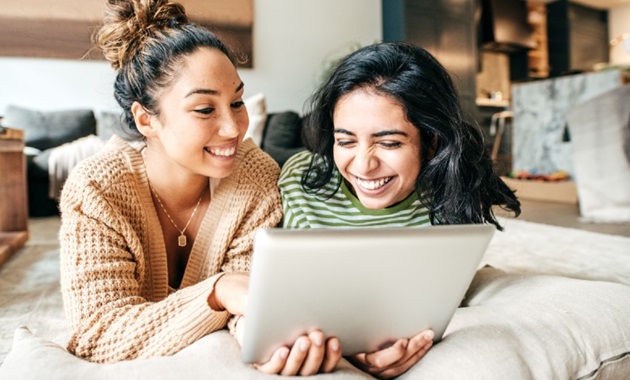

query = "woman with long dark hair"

[{"left": 279, "top": 41, "right": 521, "bottom": 378}]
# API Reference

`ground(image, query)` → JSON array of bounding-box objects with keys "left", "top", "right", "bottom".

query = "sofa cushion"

[
  {"left": 261, "top": 111, "right": 306, "bottom": 167},
  {"left": 3, "top": 106, "right": 96, "bottom": 151},
  {"left": 95, "top": 110, "right": 123, "bottom": 141}
]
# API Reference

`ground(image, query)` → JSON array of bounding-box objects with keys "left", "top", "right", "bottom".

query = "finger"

[
  {"left": 298, "top": 331, "right": 326, "bottom": 376},
  {"left": 375, "top": 330, "right": 435, "bottom": 374},
  {"left": 376, "top": 339, "right": 433, "bottom": 379},
  {"left": 408, "top": 330, "right": 434, "bottom": 356},
  {"left": 280, "top": 336, "right": 311, "bottom": 376},
  {"left": 320, "top": 337, "right": 342, "bottom": 373},
  {"left": 253, "top": 346, "right": 289, "bottom": 374},
  {"left": 362, "top": 338, "right": 409, "bottom": 369}
]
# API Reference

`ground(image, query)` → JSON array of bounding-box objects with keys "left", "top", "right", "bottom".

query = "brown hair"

[
  {"left": 95, "top": 0, "right": 237, "bottom": 139},
  {"left": 96, "top": 0, "right": 188, "bottom": 70}
]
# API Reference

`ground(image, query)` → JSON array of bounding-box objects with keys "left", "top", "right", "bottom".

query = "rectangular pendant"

[{"left": 178, "top": 235, "right": 187, "bottom": 247}]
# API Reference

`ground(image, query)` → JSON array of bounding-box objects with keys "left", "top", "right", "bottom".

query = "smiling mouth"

[
  {"left": 205, "top": 146, "right": 236, "bottom": 157},
  {"left": 354, "top": 176, "right": 393, "bottom": 190}
]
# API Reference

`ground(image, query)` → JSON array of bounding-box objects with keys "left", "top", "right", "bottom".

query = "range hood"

[{"left": 480, "top": 0, "right": 537, "bottom": 53}]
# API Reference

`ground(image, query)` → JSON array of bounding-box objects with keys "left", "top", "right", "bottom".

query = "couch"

[
  {"left": 0, "top": 95, "right": 305, "bottom": 217},
  {"left": 2, "top": 105, "right": 117, "bottom": 217}
]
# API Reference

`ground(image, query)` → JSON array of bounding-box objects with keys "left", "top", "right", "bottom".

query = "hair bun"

[{"left": 96, "top": 0, "right": 188, "bottom": 70}]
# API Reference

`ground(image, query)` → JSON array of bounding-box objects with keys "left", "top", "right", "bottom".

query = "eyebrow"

[
  {"left": 334, "top": 128, "right": 409, "bottom": 138},
  {"left": 185, "top": 81, "right": 245, "bottom": 98}
]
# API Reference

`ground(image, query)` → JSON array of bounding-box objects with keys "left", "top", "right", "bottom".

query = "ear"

[{"left": 131, "top": 101, "right": 158, "bottom": 138}]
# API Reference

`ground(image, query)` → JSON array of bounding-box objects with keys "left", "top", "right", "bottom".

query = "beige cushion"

[{"left": 400, "top": 268, "right": 630, "bottom": 379}]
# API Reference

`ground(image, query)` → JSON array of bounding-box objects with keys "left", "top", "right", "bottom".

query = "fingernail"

[
  {"left": 330, "top": 339, "right": 340, "bottom": 352},
  {"left": 279, "top": 347, "right": 289, "bottom": 359},
  {"left": 312, "top": 334, "right": 323, "bottom": 347},
  {"left": 424, "top": 330, "right": 435, "bottom": 340},
  {"left": 299, "top": 339, "right": 310, "bottom": 352}
]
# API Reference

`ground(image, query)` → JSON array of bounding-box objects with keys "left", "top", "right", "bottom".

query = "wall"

[
  {"left": 0, "top": 0, "right": 381, "bottom": 115},
  {"left": 609, "top": 3, "right": 630, "bottom": 65}
]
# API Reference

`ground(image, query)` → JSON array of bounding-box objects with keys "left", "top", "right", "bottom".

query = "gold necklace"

[{"left": 149, "top": 183, "right": 205, "bottom": 247}]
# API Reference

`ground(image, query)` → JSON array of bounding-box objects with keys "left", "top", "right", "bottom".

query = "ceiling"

[{"left": 570, "top": 0, "right": 630, "bottom": 9}]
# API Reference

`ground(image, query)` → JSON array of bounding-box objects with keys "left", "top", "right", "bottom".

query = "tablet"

[{"left": 240, "top": 224, "right": 495, "bottom": 363}]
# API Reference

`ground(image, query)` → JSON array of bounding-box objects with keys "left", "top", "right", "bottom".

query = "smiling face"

[
  {"left": 145, "top": 47, "right": 249, "bottom": 179},
  {"left": 332, "top": 89, "right": 422, "bottom": 210}
]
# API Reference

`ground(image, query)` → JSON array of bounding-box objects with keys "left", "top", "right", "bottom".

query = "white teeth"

[
  {"left": 356, "top": 176, "right": 392, "bottom": 190},
  {"left": 207, "top": 147, "right": 236, "bottom": 157}
]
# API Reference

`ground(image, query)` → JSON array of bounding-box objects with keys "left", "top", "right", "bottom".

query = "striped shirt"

[{"left": 279, "top": 150, "right": 432, "bottom": 228}]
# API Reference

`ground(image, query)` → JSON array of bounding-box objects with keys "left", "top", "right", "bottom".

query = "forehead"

[
  {"left": 169, "top": 47, "right": 241, "bottom": 94},
  {"left": 333, "top": 89, "right": 414, "bottom": 134}
]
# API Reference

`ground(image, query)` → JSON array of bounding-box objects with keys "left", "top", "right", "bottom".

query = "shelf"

[{"left": 476, "top": 98, "right": 510, "bottom": 108}]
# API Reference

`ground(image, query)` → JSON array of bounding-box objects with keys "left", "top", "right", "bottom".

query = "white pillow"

[
  {"left": 566, "top": 84, "right": 630, "bottom": 223},
  {"left": 400, "top": 268, "right": 630, "bottom": 379},
  {"left": 0, "top": 328, "right": 370, "bottom": 380},
  {"left": 243, "top": 93, "right": 267, "bottom": 146}
]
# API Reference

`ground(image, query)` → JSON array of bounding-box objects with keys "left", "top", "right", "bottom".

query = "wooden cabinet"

[
  {"left": 527, "top": 1, "right": 549, "bottom": 78},
  {"left": 546, "top": 0, "right": 608, "bottom": 77},
  {"left": 0, "top": 127, "right": 29, "bottom": 268}
]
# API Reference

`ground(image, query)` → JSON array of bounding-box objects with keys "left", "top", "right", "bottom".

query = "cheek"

[
  {"left": 390, "top": 151, "right": 421, "bottom": 180},
  {"left": 238, "top": 111, "right": 250, "bottom": 133},
  {"left": 333, "top": 147, "right": 351, "bottom": 173}
]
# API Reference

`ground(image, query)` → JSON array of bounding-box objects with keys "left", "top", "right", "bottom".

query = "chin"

[{"left": 359, "top": 198, "right": 394, "bottom": 210}]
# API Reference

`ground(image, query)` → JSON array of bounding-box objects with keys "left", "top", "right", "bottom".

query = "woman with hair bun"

[{"left": 59, "top": 0, "right": 340, "bottom": 375}]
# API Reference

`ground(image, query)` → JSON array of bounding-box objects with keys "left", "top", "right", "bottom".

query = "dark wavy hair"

[
  {"left": 301, "top": 41, "right": 520, "bottom": 230},
  {"left": 95, "top": 0, "right": 242, "bottom": 139}
]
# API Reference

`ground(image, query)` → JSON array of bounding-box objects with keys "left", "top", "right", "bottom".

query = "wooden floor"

[
  {"left": 500, "top": 199, "right": 630, "bottom": 237},
  {"left": 26, "top": 199, "right": 629, "bottom": 242}
]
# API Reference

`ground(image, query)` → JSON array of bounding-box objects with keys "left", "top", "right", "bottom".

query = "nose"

[
  {"left": 217, "top": 110, "right": 242, "bottom": 139},
  {"left": 352, "top": 145, "right": 379, "bottom": 174}
]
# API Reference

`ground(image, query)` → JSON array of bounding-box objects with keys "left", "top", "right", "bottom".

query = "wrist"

[{"left": 207, "top": 273, "right": 228, "bottom": 311}]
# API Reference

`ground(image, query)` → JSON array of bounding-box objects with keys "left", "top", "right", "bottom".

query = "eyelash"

[
  {"left": 194, "top": 101, "right": 245, "bottom": 115},
  {"left": 335, "top": 140, "right": 353, "bottom": 147},
  {"left": 194, "top": 108, "right": 214, "bottom": 115},
  {"left": 335, "top": 140, "right": 402, "bottom": 149},
  {"left": 380, "top": 141, "right": 402, "bottom": 148}
]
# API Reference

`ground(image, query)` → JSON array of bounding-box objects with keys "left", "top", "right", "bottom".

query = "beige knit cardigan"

[{"left": 59, "top": 136, "right": 282, "bottom": 363}]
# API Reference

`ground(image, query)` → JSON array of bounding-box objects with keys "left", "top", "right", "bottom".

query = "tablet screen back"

[{"left": 241, "top": 224, "right": 495, "bottom": 363}]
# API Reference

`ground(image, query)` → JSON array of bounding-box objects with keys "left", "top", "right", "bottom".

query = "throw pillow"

[
  {"left": 3, "top": 105, "right": 97, "bottom": 151},
  {"left": 95, "top": 110, "right": 125, "bottom": 141},
  {"left": 261, "top": 111, "right": 306, "bottom": 167},
  {"left": 566, "top": 84, "right": 630, "bottom": 223},
  {"left": 243, "top": 93, "right": 267, "bottom": 146}
]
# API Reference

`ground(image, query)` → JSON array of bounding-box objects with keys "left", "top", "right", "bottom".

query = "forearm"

[{"left": 64, "top": 274, "right": 230, "bottom": 362}]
